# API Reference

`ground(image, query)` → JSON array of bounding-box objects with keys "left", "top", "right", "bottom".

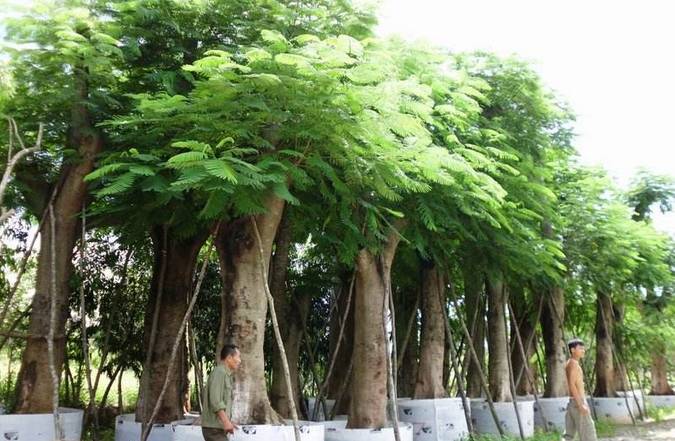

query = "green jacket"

[{"left": 201, "top": 364, "right": 233, "bottom": 429}]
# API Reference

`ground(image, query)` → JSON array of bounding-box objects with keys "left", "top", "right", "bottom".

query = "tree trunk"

[
  {"left": 396, "top": 283, "right": 419, "bottom": 400},
  {"left": 486, "top": 271, "right": 512, "bottom": 402},
  {"left": 594, "top": 292, "right": 615, "bottom": 397},
  {"left": 541, "top": 287, "right": 568, "bottom": 397},
  {"left": 510, "top": 288, "right": 535, "bottom": 396},
  {"left": 135, "top": 229, "right": 207, "bottom": 423},
  {"left": 215, "top": 195, "right": 285, "bottom": 424},
  {"left": 414, "top": 261, "right": 447, "bottom": 398},
  {"left": 650, "top": 343, "right": 674, "bottom": 395},
  {"left": 327, "top": 273, "right": 355, "bottom": 414},
  {"left": 348, "top": 227, "right": 402, "bottom": 429},
  {"left": 463, "top": 264, "right": 485, "bottom": 398},
  {"left": 14, "top": 73, "right": 102, "bottom": 413}
]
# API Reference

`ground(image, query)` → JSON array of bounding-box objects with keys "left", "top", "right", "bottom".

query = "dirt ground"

[{"left": 601, "top": 418, "right": 675, "bottom": 441}]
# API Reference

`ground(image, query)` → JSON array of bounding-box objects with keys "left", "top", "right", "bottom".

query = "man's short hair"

[
  {"left": 568, "top": 338, "right": 585, "bottom": 352},
  {"left": 220, "top": 344, "right": 239, "bottom": 360}
]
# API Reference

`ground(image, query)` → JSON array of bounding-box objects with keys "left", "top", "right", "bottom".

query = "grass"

[
  {"left": 82, "top": 428, "right": 115, "bottom": 441},
  {"left": 469, "top": 431, "right": 561, "bottom": 441},
  {"left": 594, "top": 419, "right": 616, "bottom": 438},
  {"left": 645, "top": 405, "right": 675, "bottom": 422}
]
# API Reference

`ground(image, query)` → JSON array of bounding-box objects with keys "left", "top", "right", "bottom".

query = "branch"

[{"left": 0, "top": 118, "right": 43, "bottom": 213}]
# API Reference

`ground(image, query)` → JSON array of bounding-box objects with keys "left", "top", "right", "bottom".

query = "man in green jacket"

[{"left": 202, "top": 344, "right": 241, "bottom": 441}]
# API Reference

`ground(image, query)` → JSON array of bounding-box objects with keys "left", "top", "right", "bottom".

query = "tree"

[{"left": 2, "top": 2, "right": 121, "bottom": 412}]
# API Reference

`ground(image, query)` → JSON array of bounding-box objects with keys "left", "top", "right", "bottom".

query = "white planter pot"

[
  {"left": 172, "top": 419, "right": 325, "bottom": 441},
  {"left": 589, "top": 397, "right": 637, "bottom": 424},
  {"left": 646, "top": 395, "right": 675, "bottom": 408},
  {"left": 470, "top": 399, "right": 534, "bottom": 437},
  {"left": 324, "top": 423, "right": 413, "bottom": 441},
  {"left": 533, "top": 397, "right": 569, "bottom": 432},
  {"left": 115, "top": 413, "right": 175, "bottom": 441},
  {"left": 397, "top": 398, "right": 469, "bottom": 441},
  {"left": 307, "top": 398, "right": 336, "bottom": 422},
  {"left": 0, "top": 407, "right": 83, "bottom": 441}
]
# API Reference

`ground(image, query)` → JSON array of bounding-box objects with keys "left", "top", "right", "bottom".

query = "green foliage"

[{"left": 626, "top": 169, "right": 675, "bottom": 220}]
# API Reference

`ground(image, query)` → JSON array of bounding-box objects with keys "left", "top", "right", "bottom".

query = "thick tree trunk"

[
  {"left": 650, "top": 343, "right": 674, "bottom": 395},
  {"left": 348, "top": 228, "right": 402, "bottom": 429},
  {"left": 327, "top": 274, "right": 355, "bottom": 414},
  {"left": 396, "top": 284, "right": 422, "bottom": 398},
  {"left": 135, "top": 229, "right": 207, "bottom": 423},
  {"left": 486, "top": 271, "right": 512, "bottom": 402},
  {"left": 463, "top": 265, "right": 485, "bottom": 398},
  {"left": 541, "top": 287, "right": 568, "bottom": 397},
  {"left": 414, "top": 261, "right": 447, "bottom": 398},
  {"left": 15, "top": 75, "right": 102, "bottom": 413},
  {"left": 510, "top": 288, "right": 535, "bottom": 396},
  {"left": 594, "top": 292, "right": 615, "bottom": 397},
  {"left": 215, "top": 195, "right": 285, "bottom": 424}
]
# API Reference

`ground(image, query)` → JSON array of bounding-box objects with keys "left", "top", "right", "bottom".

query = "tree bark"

[
  {"left": 348, "top": 227, "right": 402, "bottom": 429},
  {"left": 650, "top": 343, "right": 674, "bottom": 395},
  {"left": 327, "top": 273, "right": 355, "bottom": 414},
  {"left": 215, "top": 195, "right": 285, "bottom": 424},
  {"left": 414, "top": 261, "right": 447, "bottom": 398},
  {"left": 134, "top": 229, "right": 206, "bottom": 423},
  {"left": 486, "top": 270, "right": 512, "bottom": 402},
  {"left": 395, "top": 284, "right": 419, "bottom": 399},
  {"left": 14, "top": 73, "right": 102, "bottom": 413},
  {"left": 594, "top": 292, "right": 615, "bottom": 397},
  {"left": 463, "top": 264, "right": 485, "bottom": 398},
  {"left": 541, "top": 287, "right": 568, "bottom": 397},
  {"left": 510, "top": 288, "right": 535, "bottom": 396}
]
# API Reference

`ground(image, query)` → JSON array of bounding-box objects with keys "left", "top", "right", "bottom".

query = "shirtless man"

[{"left": 564, "top": 338, "right": 597, "bottom": 441}]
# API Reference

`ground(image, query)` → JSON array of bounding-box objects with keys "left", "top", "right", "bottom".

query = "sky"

[{"left": 376, "top": 0, "right": 675, "bottom": 234}]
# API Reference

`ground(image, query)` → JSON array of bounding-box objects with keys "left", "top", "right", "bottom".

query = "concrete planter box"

[
  {"left": 172, "top": 419, "right": 325, "bottom": 441},
  {"left": 324, "top": 423, "right": 413, "bottom": 441},
  {"left": 470, "top": 399, "right": 534, "bottom": 437},
  {"left": 532, "top": 397, "right": 569, "bottom": 432},
  {"left": 589, "top": 397, "right": 636, "bottom": 424},
  {"left": 646, "top": 395, "right": 675, "bottom": 408},
  {"left": 397, "top": 398, "right": 469, "bottom": 441},
  {"left": 0, "top": 407, "right": 83, "bottom": 441},
  {"left": 115, "top": 414, "right": 173, "bottom": 441}
]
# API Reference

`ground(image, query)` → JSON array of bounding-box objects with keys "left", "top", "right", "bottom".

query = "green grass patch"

[
  {"left": 82, "top": 428, "right": 115, "bottom": 441},
  {"left": 594, "top": 419, "right": 616, "bottom": 438},
  {"left": 645, "top": 405, "right": 675, "bottom": 422},
  {"left": 468, "top": 430, "right": 561, "bottom": 441}
]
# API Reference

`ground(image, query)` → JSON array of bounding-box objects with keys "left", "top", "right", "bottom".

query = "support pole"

[
  {"left": 448, "top": 283, "right": 505, "bottom": 437},
  {"left": 47, "top": 204, "right": 64, "bottom": 441},
  {"left": 79, "top": 206, "right": 99, "bottom": 439},
  {"left": 312, "top": 272, "right": 355, "bottom": 421},
  {"left": 438, "top": 276, "right": 473, "bottom": 433},
  {"left": 383, "top": 255, "right": 401, "bottom": 441},
  {"left": 597, "top": 298, "right": 635, "bottom": 425},
  {"left": 508, "top": 301, "right": 549, "bottom": 431},
  {"left": 251, "top": 217, "right": 301, "bottom": 441},
  {"left": 503, "top": 296, "right": 525, "bottom": 441}
]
